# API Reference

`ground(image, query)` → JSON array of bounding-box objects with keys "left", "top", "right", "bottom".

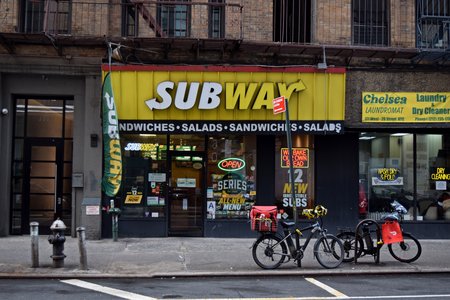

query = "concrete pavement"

[{"left": 0, "top": 236, "right": 449, "bottom": 278}]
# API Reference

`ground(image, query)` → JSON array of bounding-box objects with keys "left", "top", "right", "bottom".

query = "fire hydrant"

[{"left": 48, "top": 218, "right": 67, "bottom": 268}]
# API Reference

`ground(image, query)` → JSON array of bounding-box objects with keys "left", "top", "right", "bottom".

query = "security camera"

[{"left": 1, "top": 108, "right": 8, "bottom": 115}]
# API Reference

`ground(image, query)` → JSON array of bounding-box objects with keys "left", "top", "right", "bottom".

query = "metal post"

[
  {"left": 111, "top": 199, "right": 118, "bottom": 241},
  {"left": 30, "top": 222, "right": 39, "bottom": 268},
  {"left": 284, "top": 98, "right": 298, "bottom": 224},
  {"left": 77, "top": 227, "right": 88, "bottom": 270}
]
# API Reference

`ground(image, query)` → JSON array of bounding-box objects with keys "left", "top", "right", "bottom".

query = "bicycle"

[
  {"left": 251, "top": 205, "right": 344, "bottom": 269},
  {"left": 337, "top": 200, "right": 422, "bottom": 263}
]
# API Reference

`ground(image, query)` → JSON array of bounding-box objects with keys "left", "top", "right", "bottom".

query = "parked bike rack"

[{"left": 354, "top": 219, "right": 382, "bottom": 264}]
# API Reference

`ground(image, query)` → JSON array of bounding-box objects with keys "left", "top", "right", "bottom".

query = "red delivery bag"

[
  {"left": 381, "top": 221, "right": 403, "bottom": 244},
  {"left": 250, "top": 206, "right": 278, "bottom": 232}
]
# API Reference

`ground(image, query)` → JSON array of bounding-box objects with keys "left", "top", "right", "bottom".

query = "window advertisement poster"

[
  {"left": 124, "top": 186, "right": 143, "bottom": 204},
  {"left": 371, "top": 168, "right": 404, "bottom": 186},
  {"left": 430, "top": 167, "right": 450, "bottom": 191},
  {"left": 207, "top": 136, "right": 256, "bottom": 219},
  {"left": 362, "top": 92, "right": 450, "bottom": 123},
  {"left": 275, "top": 136, "right": 315, "bottom": 219}
]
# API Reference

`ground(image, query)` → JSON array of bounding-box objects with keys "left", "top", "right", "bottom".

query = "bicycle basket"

[{"left": 250, "top": 206, "right": 278, "bottom": 232}]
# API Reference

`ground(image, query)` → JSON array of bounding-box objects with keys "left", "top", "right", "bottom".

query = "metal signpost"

[{"left": 272, "top": 96, "right": 298, "bottom": 224}]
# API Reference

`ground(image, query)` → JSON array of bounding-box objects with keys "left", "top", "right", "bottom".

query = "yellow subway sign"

[
  {"left": 362, "top": 92, "right": 450, "bottom": 123},
  {"left": 102, "top": 65, "right": 346, "bottom": 121}
]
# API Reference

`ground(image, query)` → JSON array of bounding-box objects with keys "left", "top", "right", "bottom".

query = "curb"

[{"left": 1, "top": 268, "right": 450, "bottom": 279}]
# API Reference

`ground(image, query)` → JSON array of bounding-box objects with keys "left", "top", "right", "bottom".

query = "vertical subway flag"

[{"left": 101, "top": 72, "right": 122, "bottom": 197}]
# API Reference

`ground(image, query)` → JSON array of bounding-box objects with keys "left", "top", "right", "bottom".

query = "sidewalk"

[{"left": 0, "top": 236, "right": 449, "bottom": 278}]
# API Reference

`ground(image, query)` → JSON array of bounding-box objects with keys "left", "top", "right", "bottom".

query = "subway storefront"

[{"left": 101, "top": 65, "right": 349, "bottom": 238}]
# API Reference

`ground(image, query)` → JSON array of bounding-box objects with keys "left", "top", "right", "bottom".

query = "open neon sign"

[{"left": 218, "top": 158, "right": 246, "bottom": 172}]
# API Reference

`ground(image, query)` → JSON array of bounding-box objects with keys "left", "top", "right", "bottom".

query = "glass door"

[
  {"left": 168, "top": 150, "right": 204, "bottom": 236},
  {"left": 23, "top": 138, "right": 64, "bottom": 234}
]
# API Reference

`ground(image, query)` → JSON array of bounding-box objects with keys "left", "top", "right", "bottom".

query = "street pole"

[
  {"left": 77, "top": 227, "right": 88, "bottom": 270},
  {"left": 30, "top": 222, "right": 39, "bottom": 268},
  {"left": 284, "top": 98, "right": 298, "bottom": 224}
]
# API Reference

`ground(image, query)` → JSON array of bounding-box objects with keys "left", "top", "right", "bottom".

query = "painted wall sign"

[
  {"left": 280, "top": 148, "right": 309, "bottom": 168},
  {"left": 101, "top": 65, "right": 346, "bottom": 121},
  {"left": 119, "top": 120, "right": 343, "bottom": 134},
  {"left": 218, "top": 158, "right": 246, "bottom": 172},
  {"left": 362, "top": 92, "right": 450, "bottom": 123}
]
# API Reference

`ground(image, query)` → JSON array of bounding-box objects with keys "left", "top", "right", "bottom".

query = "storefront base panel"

[
  {"left": 401, "top": 222, "right": 450, "bottom": 239},
  {"left": 204, "top": 220, "right": 257, "bottom": 238},
  {"left": 118, "top": 219, "right": 167, "bottom": 238}
]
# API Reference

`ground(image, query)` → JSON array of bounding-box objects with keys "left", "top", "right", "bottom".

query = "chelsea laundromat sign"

[
  {"left": 362, "top": 92, "right": 450, "bottom": 123},
  {"left": 103, "top": 65, "right": 346, "bottom": 134}
]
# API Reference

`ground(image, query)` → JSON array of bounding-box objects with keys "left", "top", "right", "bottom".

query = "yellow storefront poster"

[{"left": 362, "top": 92, "right": 450, "bottom": 123}]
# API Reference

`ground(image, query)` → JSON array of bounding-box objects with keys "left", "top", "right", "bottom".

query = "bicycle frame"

[
  {"left": 252, "top": 206, "right": 344, "bottom": 269},
  {"left": 277, "top": 219, "right": 324, "bottom": 261}
]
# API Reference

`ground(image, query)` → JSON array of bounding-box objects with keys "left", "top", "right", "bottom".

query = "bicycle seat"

[{"left": 280, "top": 220, "right": 296, "bottom": 228}]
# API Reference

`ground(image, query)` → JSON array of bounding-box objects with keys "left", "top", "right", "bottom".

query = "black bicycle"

[
  {"left": 252, "top": 205, "right": 344, "bottom": 269},
  {"left": 337, "top": 200, "right": 422, "bottom": 263}
]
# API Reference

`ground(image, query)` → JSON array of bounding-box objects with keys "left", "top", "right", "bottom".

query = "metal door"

[{"left": 22, "top": 138, "right": 64, "bottom": 234}]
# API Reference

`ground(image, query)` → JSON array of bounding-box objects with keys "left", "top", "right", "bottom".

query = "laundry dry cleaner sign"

[
  {"left": 362, "top": 92, "right": 450, "bottom": 123},
  {"left": 102, "top": 65, "right": 346, "bottom": 134}
]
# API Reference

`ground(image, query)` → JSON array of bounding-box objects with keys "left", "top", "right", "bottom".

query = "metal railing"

[{"left": 0, "top": 0, "right": 448, "bottom": 51}]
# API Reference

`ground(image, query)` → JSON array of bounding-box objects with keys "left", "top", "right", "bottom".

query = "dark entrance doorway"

[
  {"left": 168, "top": 150, "right": 205, "bottom": 236},
  {"left": 11, "top": 96, "right": 73, "bottom": 235}
]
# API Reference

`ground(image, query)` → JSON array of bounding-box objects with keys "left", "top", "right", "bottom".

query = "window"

[
  {"left": 22, "top": 0, "right": 70, "bottom": 34},
  {"left": 359, "top": 132, "right": 450, "bottom": 221},
  {"left": 207, "top": 136, "right": 256, "bottom": 219},
  {"left": 119, "top": 134, "right": 168, "bottom": 218},
  {"left": 122, "top": 1, "right": 137, "bottom": 37},
  {"left": 209, "top": 0, "right": 225, "bottom": 38},
  {"left": 417, "top": 0, "right": 450, "bottom": 49},
  {"left": 274, "top": 135, "right": 314, "bottom": 220},
  {"left": 352, "top": 0, "right": 388, "bottom": 46},
  {"left": 158, "top": 0, "right": 190, "bottom": 37},
  {"left": 273, "top": 0, "right": 311, "bottom": 43}
]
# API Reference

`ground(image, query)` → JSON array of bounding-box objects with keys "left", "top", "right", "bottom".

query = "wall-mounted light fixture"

[{"left": 1, "top": 108, "right": 8, "bottom": 115}]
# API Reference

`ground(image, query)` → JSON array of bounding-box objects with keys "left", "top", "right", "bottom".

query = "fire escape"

[{"left": 0, "top": 0, "right": 449, "bottom": 67}]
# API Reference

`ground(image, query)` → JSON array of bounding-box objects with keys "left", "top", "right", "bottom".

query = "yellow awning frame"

[{"left": 101, "top": 65, "right": 346, "bottom": 121}]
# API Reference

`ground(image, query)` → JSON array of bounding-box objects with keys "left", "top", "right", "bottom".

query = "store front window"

[
  {"left": 359, "top": 132, "right": 450, "bottom": 221},
  {"left": 206, "top": 135, "right": 256, "bottom": 219},
  {"left": 275, "top": 135, "right": 315, "bottom": 220}
]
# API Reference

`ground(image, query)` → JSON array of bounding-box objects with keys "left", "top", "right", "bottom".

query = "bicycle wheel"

[
  {"left": 388, "top": 232, "right": 422, "bottom": 263},
  {"left": 252, "top": 234, "right": 288, "bottom": 269},
  {"left": 314, "top": 234, "right": 344, "bottom": 269},
  {"left": 336, "top": 231, "right": 364, "bottom": 263}
]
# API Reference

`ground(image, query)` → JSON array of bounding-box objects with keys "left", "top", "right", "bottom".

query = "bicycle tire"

[
  {"left": 336, "top": 231, "right": 364, "bottom": 263},
  {"left": 387, "top": 232, "right": 422, "bottom": 263},
  {"left": 314, "top": 234, "right": 344, "bottom": 269},
  {"left": 252, "top": 234, "right": 288, "bottom": 269}
]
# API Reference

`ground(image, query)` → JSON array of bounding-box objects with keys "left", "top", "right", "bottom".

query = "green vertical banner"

[{"left": 101, "top": 72, "right": 122, "bottom": 197}]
